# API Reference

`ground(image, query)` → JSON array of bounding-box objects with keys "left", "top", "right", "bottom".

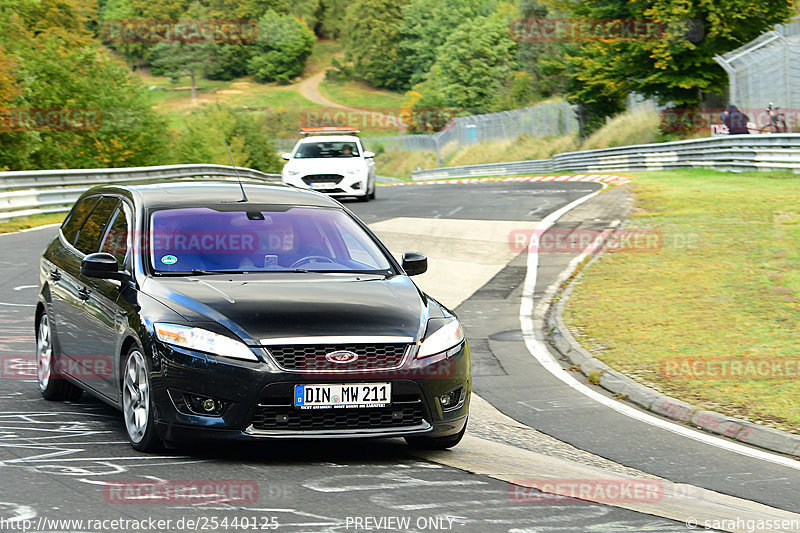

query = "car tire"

[
  {"left": 357, "top": 191, "right": 369, "bottom": 202},
  {"left": 122, "top": 346, "right": 162, "bottom": 453},
  {"left": 37, "top": 310, "right": 82, "bottom": 402},
  {"left": 368, "top": 184, "right": 376, "bottom": 200},
  {"left": 404, "top": 420, "right": 467, "bottom": 450}
]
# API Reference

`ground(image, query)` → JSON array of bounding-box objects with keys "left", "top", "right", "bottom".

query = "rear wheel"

[
  {"left": 405, "top": 420, "right": 467, "bottom": 450},
  {"left": 37, "top": 311, "right": 82, "bottom": 401},
  {"left": 123, "top": 346, "right": 162, "bottom": 453}
]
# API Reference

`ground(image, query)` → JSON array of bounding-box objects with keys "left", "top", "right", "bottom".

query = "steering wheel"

[{"left": 290, "top": 255, "right": 336, "bottom": 268}]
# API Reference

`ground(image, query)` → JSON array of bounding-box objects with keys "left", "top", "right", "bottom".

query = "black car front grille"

[
  {"left": 250, "top": 393, "right": 426, "bottom": 431},
  {"left": 302, "top": 174, "right": 343, "bottom": 185},
  {"left": 265, "top": 344, "right": 409, "bottom": 372}
]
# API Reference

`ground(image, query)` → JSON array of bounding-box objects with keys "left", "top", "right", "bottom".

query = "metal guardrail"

[
  {"left": 411, "top": 134, "right": 800, "bottom": 180},
  {"left": 0, "top": 164, "right": 281, "bottom": 221}
]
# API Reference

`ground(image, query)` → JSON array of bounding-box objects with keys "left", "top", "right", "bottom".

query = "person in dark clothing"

[{"left": 721, "top": 105, "right": 750, "bottom": 134}]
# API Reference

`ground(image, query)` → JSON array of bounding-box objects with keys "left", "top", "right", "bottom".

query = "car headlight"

[
  {"left": 155, "top": 323, "right": 257, "bottom": 362},
  {"left": 417, "top": 318, "right": 464, "bottom": 358}
]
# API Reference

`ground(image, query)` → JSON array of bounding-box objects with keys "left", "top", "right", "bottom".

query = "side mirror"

[
  {"left": 402, "top": 251, "right": 427, "bottom": 276},
  {"left": 363, "top": 151, "right": 375, "bottom": 158},
  {"left": 281, "top": 153, "right": 292, "bottom": 160},
  {"left": 81, "top": 252, "right": 129, "bottom": 282}
]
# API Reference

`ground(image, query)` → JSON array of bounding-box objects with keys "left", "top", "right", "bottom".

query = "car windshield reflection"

[{"left": 149, "top": 206, "right": 392, "bottom": 274}]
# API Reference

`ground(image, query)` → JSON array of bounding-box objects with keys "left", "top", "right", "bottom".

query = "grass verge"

[
  {"left": 564, "top": 169, "right": 800, "bottom": 432},
  {"left": 0, "top": 212, "right": 66, "bottom": 234}
]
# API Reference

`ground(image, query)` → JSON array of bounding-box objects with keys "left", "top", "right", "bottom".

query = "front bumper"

[
  {"left": 282, "top": 174, "right": 368, "bottom": 197},
  {"left": 150, "top": 341, "right": 471, "bottom": 443}
]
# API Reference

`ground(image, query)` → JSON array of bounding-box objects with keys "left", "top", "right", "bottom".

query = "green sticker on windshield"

[{"left": 161, "top": 255, "right": 178, "bottom": 265}]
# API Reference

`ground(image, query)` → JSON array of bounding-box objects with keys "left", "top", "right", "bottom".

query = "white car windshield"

[
  {"left": 149, "top": 206, "right": 392, "bottom": 273},
  {"left": 294, "top": 141, "right": 360, "bottom": 158}
]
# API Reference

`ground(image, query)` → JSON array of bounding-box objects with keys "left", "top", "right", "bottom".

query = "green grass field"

[
  {"left": 564, "top": 169, "right": 800, "bottom": 432},
  {"left": 318, "top": 79, "right": 406, "bottom": 111},
  {"left": 0, "top": 212, "right": 66, "bottom": 234}
]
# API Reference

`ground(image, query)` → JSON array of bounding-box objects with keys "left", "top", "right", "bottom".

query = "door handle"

[
  {"left": 49, "top": 269, "right": 61, "bottom": 281},
  {"left": 78, "top": 287, "right": 91, "bottom": 301}
]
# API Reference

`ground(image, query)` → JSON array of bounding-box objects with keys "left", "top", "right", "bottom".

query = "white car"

[{"left": 281, "top": 131, "right": 377, "bottom": 201}]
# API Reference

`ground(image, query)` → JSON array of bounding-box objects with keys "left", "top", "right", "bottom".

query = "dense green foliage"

[
  {"left": 557, "top": 0, "right": 796, "bottom": 134},
  {"left": 247, "top": 10, "right": 315, "bottom": 83},
  {"left": 0, "top": 0, "right": 170, "bottom": 170}
]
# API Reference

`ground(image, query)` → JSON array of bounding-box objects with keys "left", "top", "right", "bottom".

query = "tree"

[
  {"left": 416, "top": 14, "right": 518, "bottom": 113},
  {"left": 398, "top": 0, "right": 498, "bottom": 87},
  {"left": 339, "top": 0, "right": 410, "bottom": 90},
  {"left": 151, "top": 41, "right": 219, "bottom": 101},
  {"left": 562, "top": 0, "right": 796, "bottom": 110},
  {"left": 0, "top": 0, "right": 170, "bottom": 170},
  {"left": 247, "top": 10, "right": 315, "bottom": 83}
]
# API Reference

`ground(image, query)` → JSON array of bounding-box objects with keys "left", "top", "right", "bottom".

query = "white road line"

[
  {"left": 12, "top": 285, "right": 37, "bottom": 291},
  {"left": 0, "top": 302, "right": 35, "bottom": 307},
  {"left": 519, "top": 188, "right": 800, "bottom": 471}
]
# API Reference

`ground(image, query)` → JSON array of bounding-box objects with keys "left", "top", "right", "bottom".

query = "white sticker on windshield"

[{"left": 161, "top": 255, "right": 178, "bottom": 265}]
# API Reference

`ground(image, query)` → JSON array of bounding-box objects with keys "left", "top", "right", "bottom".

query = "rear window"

[{"left": 149, "top": 206, "right": 392, "bottom": 274}]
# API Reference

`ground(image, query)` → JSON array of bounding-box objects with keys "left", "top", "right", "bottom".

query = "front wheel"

[
  {"left": 37, "top": 311, "right": 82, "bottom": 401},
  {"left": 122, "top": 347, "right": 162, "bottom": 453},
  {"left": 405, "top": 420, "right": 467, "bottom": 450},
  {"left": 368, "top": 183, "right": 376, "bottom": 200}
]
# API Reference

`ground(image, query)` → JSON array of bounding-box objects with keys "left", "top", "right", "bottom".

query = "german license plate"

[
  {"left": 309, "top": 182, "right": 336, "bottom": 190},
  {"left": 294, "top": 383, "right": 391, "bottom": 409}
]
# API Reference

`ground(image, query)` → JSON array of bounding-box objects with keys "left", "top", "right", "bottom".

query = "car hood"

[
  {"left": 283, "top": 158, "right": 368, "bottom": 175},
  {"left": 142, "top": 274, "right": 427, "bottom": 345}
]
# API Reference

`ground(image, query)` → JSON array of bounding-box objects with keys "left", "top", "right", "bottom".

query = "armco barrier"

[
  {"left": 0, "top": 164, "right": 281, "bottom": 221},
  {"left": 411, "top": 133, "right": 800, "bottom": 180}
]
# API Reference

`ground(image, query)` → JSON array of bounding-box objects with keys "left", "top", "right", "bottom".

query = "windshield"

[
  {"left": 294, "top": 141, "right": 360, "bottom": 158},
  {"left": 149, "top": 206, "right": 392, "bottom": 273}
]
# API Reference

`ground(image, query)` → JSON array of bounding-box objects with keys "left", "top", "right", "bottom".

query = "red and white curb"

[{"left": 385, "top": 174, "right": 631, "bottom": 187}]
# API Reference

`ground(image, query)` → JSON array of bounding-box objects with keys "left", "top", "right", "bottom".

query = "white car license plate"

[
  {"left": 309, "top": 182, "right": 336, "bottom": 190},
  {"left": 294, "top": 383, "right": 391, "bottom": 409}
]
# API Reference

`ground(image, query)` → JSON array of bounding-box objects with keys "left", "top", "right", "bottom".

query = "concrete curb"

[{"left": 544, "top": 215, "right": 800, "bottom": 459}]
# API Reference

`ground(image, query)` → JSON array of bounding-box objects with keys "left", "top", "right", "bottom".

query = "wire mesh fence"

[
  {"left": 276, "top": 101, "right": 578, "bottom": 162},
  {"left": 361, "top": 101, "right": 578, "bottom": 160},
  {"left": 714, "top": 18, "right": 800, "bottom": 131}
]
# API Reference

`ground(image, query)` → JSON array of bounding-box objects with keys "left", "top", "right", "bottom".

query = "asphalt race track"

[{"left": 0, "top": 181, "right": 796, "bottom": 532}]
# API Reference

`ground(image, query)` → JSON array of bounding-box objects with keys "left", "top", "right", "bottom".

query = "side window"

[
  {"left": 61, "top": 196, "right": 100, "bottom": 244},
  {"left": 99, "top": 204, "right": 129, "bottom": 266},
  {"left": 74, "top": 197, "right": 118, "bottom": 255}
]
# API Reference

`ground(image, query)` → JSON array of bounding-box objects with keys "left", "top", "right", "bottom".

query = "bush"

[{"left": 247, "top": 11, "right": 315, "bottom": 83}]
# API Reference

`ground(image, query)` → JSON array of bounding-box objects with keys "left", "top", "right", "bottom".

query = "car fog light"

[
  {"left": 438, "top": 387, "right": 464, "bottom": 410},
  {"left": 184, "top": 394, "right": 225, "bottom": 416},
  {"left": 352, "top": 182, "right": 362, "bottom": 190}
]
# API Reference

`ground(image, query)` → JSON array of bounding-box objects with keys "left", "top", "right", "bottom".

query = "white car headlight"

[
  {"left": 417, "top": 319, "right": 464, "bottom": 358},
  {"left": 155, "top": 323, "right": 257, "bottom": 362}
]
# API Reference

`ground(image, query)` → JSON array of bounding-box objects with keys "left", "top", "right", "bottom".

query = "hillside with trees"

[{"left": 0, "top": 0, "right": 796, "bottom": 171}]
